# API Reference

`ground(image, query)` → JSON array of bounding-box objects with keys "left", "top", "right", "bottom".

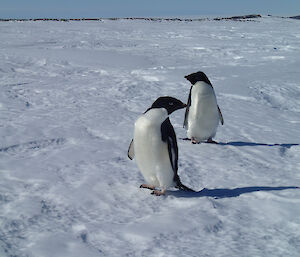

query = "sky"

[{"left": 0, "top": 0, "right": 299, "bottom": 19}]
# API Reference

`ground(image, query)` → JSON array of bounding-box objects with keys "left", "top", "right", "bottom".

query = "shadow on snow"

[
  {"left": 180, "top": 138, "right": 299, "bottom": 149},
  {"left": 168, "top": 186, "right": 299, "bottom": 199},
  {"left": 217, "top": 142, "right": 299, "bottom": 148}
]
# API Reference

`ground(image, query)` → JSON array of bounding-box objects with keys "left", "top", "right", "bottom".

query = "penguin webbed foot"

[
  {"left": 180, "top": 137, "right": 190, "bottom": 141},
  {"left": 190, "top": 137, "right": 219, "bottom": 144},
  {"left": 191, "top": 137, "right": 200, "bottom": 144},
  {"left": 140, "top": 184, "right": 156, "bottom": 190},
  {"left": 151, "top": 189, "right": 166, "bottom": 196},
  {"left": 140, "top": 184, "right": 165, "bottom": 196},
  {"left": 207, "top": 138, "right": 218, "bottom": 144}
]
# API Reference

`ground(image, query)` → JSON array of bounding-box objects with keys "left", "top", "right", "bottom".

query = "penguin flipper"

[
  {"left": 161, "top": 118, "right": 178, "bottom": 172},
  {"left": 127, "top": 139, "right": 134, "bottom": 160},
  {"left": 217, "top": 105, "right": 224, "bottom": 125},
  {"left": 161, "top": 119, "right": 194, "bottom": 192},
  {"left": 183, "top": 87, "right": 192, "bottom": 128}
]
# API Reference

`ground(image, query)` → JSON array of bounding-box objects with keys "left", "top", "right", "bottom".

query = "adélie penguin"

[
  {"left": 128, "top": 96, "right": 195, "bottom": 196},
  {"left": 183, "top": 71, "right": 224, "bottom": 144}
]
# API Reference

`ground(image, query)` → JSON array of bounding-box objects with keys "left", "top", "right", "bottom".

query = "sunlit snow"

[{"left": 1, "top": 16, "right": 300, "bottom": 257}]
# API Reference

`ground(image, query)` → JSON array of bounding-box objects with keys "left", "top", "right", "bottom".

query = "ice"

[{"left": 0, "top": 16, "right": 300, "bottom": 256}]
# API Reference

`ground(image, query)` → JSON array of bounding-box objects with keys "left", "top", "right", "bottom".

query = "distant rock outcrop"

[
  {"left": 0, "top": 14, "right": 263, "bottom": 23},
  {"left": 214, "top": 14, "right": 262, "bottom": 21},
  {"left": 290, "top": 15, "right": 300, "bottom": 20}
]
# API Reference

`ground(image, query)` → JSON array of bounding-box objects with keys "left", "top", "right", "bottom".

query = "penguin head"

[
  {"left": 184, "top": 71, "right": 212, "bottom": 86},
  {"left": 150, "top": 96, "right": 187, "bottom": 114}
]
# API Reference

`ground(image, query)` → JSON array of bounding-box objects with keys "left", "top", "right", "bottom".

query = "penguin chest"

[
  {"left": 187, "top": 83, "right": 219, "bottom": 140},
  {"left": 133, "top": 112, "right": 174, "bottom": 188}
]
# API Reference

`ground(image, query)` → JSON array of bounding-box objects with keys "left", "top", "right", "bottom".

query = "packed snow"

[{"left": 0, "top": 16, "right": 300, "bottom": 257}]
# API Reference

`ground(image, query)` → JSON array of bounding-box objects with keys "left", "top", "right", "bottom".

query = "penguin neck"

[{"left": 144, "top": 108, "right": 169, "bottom": 124}]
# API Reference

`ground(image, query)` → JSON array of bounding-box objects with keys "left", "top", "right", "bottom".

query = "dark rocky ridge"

[
  {"left": 290, "top": 15, "right": 300, "bottom": 19},
  {"left": 1, "top": 14, "right": 298, "bottom": 22},
  {"left": 0, "top": 14, "right": 262, "bottom": 22}
]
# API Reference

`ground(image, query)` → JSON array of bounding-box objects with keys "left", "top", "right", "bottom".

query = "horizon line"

[
  {"left": 0, "top": 14, "right": 299, "bottom": 20},
  {"left": 2, "top": 14, "right": 299, "bottom": 22}
]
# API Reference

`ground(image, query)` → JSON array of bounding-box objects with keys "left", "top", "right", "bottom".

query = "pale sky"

[{"left": 1, "top": 0, "right": 299, "bottom": 19}]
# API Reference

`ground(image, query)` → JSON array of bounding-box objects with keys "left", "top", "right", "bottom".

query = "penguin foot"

[
  {"left": 140, "top": 184, "right": 156, "bottom": 190},
  {"left": 180, "top": 137, "right": 191, "bottom": 141},
  {"left": 151, "top": 189, "right": 166, "bottom": 196},
  {"left": 207, "top": 138, "right": 218, "bottom": 144},
  {"left": 191, "top": 137, "right": 200, "bottom": 144}
]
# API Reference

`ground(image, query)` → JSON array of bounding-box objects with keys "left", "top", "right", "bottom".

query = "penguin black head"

[
  {"left": 150, "top": 96, "right": 187, "bottom": 114},
  {"left": 184, "top": 71, "right": 212, "bottom": 86}
]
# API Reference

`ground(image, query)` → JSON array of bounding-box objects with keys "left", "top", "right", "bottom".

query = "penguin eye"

[{"left": 169, "top": 102, "right": 174, "bottom": 106}]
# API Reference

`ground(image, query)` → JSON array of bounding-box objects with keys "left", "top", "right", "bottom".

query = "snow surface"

[{"left": 1, "top": 16, "right": 300, "bottom": 257}]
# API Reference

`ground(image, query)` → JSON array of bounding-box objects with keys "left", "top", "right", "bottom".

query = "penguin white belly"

[
  {"left": 133, "top": 109, "right": 175, "bottom": 189},
  {"left": 187, "top": 82, "right": 219, "bottom": 141}
]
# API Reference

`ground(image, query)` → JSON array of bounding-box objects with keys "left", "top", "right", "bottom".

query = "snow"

[{"left": 1, "top": 16, "right": 300, "bottom": 256}]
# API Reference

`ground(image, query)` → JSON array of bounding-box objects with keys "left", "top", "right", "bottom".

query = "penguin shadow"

[
  {"left": 168, "top": 186, "right": 300, "bottom": 199},
  {"left": 180, "top": 138, "right": 299, "bottom": 149},
  {"left": 217, "top": 142, "right": 299, "bottom": 148},
  {"left": 218, "top": 142, "right": 299, "bottom": 156}
]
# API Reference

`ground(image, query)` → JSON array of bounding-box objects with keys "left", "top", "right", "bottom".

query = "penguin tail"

[
  {"left": 175, "top": 175, "right": 195, "bottom": 192},
  {"left": 176, "top": 182, "right": 195, "bottom": 192}
]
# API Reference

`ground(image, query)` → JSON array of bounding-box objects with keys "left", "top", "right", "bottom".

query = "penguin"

[
  {"left": 128, "top": 96, "right": 194, "bottom": 196},
  {"left": 183, "top": 71, "right": 224, "bottom": 144}
]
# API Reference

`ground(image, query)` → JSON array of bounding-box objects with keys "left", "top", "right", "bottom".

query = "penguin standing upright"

[
  {"left": 128, "top": 96, "right": 194, "bottom": 196},
  {"left": 183, "top": 71, "right": 224, "bottom": 144}
]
